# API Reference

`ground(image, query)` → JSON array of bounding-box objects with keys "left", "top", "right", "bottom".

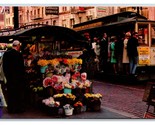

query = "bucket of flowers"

[
  {"left": 64, "top": 93, "right": 76, "bottom": 105},
  {"left": 53, "top": 93, "right": 66, "bottom": 107},
  {"left": 73, "top": 101, "right": 83, "bottom": 114},
  {"left": 42, "top": 97, "right": 60, "bottom": 115},
  {"left": 84, "top": 93, "right": 102, "bottom": 111},
  {"left": 37, "top": 59, "right": 49, "bottom": 73}
]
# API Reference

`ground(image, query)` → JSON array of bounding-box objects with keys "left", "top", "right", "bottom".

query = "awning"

[{"left": 0, "top": 25, "right": 86, "bottom": 43}]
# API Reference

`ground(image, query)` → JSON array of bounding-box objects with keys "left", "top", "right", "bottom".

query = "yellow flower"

[
  {"left": 78, "top": 59, "right": 83, "bottom": 64},
  {"left": 48, "top": 59, "right": 59, "bottom": 66},
  {"left": 37, "top": 59, "right": 49, "bottom": 66},
  {"left": 84, "top": 93, "right": 102, "bottom": 99}
]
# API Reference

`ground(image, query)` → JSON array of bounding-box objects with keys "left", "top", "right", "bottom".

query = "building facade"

[{"left": 0, "top": 6, "right": 154, "bottom": 30}]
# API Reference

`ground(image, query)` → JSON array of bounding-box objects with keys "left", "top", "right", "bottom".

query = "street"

[{"left": 1, "top": 76, "right": 150, "bottom": 119}]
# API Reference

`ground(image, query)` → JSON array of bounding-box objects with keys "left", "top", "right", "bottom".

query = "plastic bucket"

[
  {"left": 64, "top": 88, "right": 72, "bottom": 94},
  {"left": 40, "top": 66, "right": 48, "bottom": 73},
  {"left": 64, "top": 108, "right": 74, "bottom": 116}
]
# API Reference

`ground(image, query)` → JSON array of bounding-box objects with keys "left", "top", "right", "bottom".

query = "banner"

[{"left": 45, "top": 7, "right": 59, "bottom": 15}]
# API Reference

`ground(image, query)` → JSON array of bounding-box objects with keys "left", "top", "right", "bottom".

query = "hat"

[
  {"left": 110, "top": 36, "right": 116, "bottom": 40},
  {"left": 12, "top": 40, "right": 21, "bottom": 46},
  {"left": 125, "top": 32, "right": 131, "bottom": 37}
]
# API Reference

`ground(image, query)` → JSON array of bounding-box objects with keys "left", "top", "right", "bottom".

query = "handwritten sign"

[
  {"left": 66, "top": 51, "right": 83, "bottom": 58},
  {"left": 138, "top": 47, "right": 150, "bottom": 65}
]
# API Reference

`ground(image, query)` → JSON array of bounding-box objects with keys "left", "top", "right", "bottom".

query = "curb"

[{"left": 103, "top": 106, "right": 139, "bottom": 118}]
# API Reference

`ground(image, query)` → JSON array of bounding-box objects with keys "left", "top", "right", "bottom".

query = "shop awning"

[{"left": 0, "top": 25, "right": 86, "bottom": 43}]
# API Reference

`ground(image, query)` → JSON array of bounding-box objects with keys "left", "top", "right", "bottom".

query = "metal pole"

[
  {"left": 137, "top": 7, "right": 140, "bottom": 14},
  {"left": 13, "top": 6, "right": 19, "bottom": 29}
]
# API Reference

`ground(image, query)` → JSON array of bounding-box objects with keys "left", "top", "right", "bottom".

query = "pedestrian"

[
  {"left": 127, "top": 32, "right": 139, "bottom": 75},
  {"left": 110, "top": 36, "right": 118, "bottom": 74},
  {"left": 99, "top": 32, "right": 108, "bottom": 73},
  {"left": 115, "top": 35, "right": 124, "bottom": 74},
  {"left": 94, "top": 37, "right": 100, "bottom": 71},
  {"left": 2, "top": 40, "right": 27, "bottom": 113},
  {"left": 122, "top": 32, "right": 131, "bottom": 75}
]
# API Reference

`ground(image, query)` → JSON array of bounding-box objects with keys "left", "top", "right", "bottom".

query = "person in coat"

[
  {"left": 2, "top": 40, "right": 27, "bottom": 113},
  {"left": 127, "top": 32, "right": 139, "bottom": 75}
]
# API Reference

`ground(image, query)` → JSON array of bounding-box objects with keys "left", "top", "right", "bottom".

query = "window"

[
  {"left": 38, "top": 9, "right": 40, "bottom": 15},
  {"left": 151, "top": 24, "right": 155, "bottom": 46},
  {"left": 79, "top": 17, "right": 82, "bottom": 23},
  {"left": 138, "top": 23, "right": 149, "bottom": 46},
  {"left": 53, "top": 20, "right": 56, "bottom": 26},
  {"left": 62, "top": 6, "right": 67, "bottom": 11},
  {"left": 42, "top": 7, "right": 44, "bottom": 17},
  {"left": 70, "top": 18, "right": 75, "bottom": 28}
]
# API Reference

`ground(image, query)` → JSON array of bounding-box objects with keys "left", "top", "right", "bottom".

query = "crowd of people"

[{"left": 82, "top": 31, "right": 139, "bottom": 76}]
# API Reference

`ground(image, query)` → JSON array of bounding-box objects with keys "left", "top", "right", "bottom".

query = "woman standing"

[
  {"left": 122, "top": 32, "right": 131, "bottom": 74},
  {"left": 110, "top": 36, "right": 117, "bottom": 74}
]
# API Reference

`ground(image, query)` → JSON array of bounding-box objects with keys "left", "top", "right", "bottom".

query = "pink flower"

[{"left": 51, "top": 75, "right": 58, "bottom": 83}]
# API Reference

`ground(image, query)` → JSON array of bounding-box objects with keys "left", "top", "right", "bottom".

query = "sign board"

[
  {"left": 138, "top": 47, "right": 150, "bottom": 65},
  {"left": 45, "top": 7, "right": 59, "bottom": 15},
  {"left": 150, "top": 47, "right": 155, "bottom": 65},
  {"left": 73, "top": 22, "right": 103, "bottom": 31},
  {"left": 66, "top": 51, "right": 83, "bottom": 58},
  {"left": 96, "top": 7, "right": 108, "bottom": 18}
]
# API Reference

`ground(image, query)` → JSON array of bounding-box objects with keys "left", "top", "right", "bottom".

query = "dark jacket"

[
  {"left": 127, "top": 37, "right": 139, "bottom": 57},
  {"left": 99, "top": 38, "right": 108, "bottom": 58},
  {"left": 3, "top": 49, "right": 25, "bottom": 85}
]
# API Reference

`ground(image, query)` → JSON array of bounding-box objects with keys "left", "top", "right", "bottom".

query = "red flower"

[
  {"left": 74, "top": 72, "right": 80, "bottom": 77},
  {"left": 51, "top": 75, "right": 58, "bottom": 83},
  {"left": 63, "top": 59, "right": 68, "bottom": 64}
]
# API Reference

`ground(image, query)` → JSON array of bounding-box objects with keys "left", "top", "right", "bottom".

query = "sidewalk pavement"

[{"left": 0, "top": 105, "right": 138, "bottom": 119}]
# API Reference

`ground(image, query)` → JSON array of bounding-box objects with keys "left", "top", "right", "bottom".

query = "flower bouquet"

[
  {"left": 73, "top": 101, "right": 83, "bottom": 114},
  {"left": 37, "top": 59, "right": 49, "bottom": 73},
  {"left": 42, "top": 97, "right": 60, "bottom": 115},
  {"left": 64, "top": 93, "right": 76, "bottom": 105},
  {"left": 53, "top": 93, "right": 66, "bottom": 107},
  {"left": 84, "top": 93, "right": 102, "bottom": 111}
]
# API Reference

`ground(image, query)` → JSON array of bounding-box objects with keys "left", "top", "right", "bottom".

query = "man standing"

[
  {"left": 127, "top": 32, "right": 139, "bottom": 75},
  {"left": 99, "top": 33, "right": 108, "bottom": 73},
  {"left": 2, "top": 40, "right": 27, "bottom": 113}
]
